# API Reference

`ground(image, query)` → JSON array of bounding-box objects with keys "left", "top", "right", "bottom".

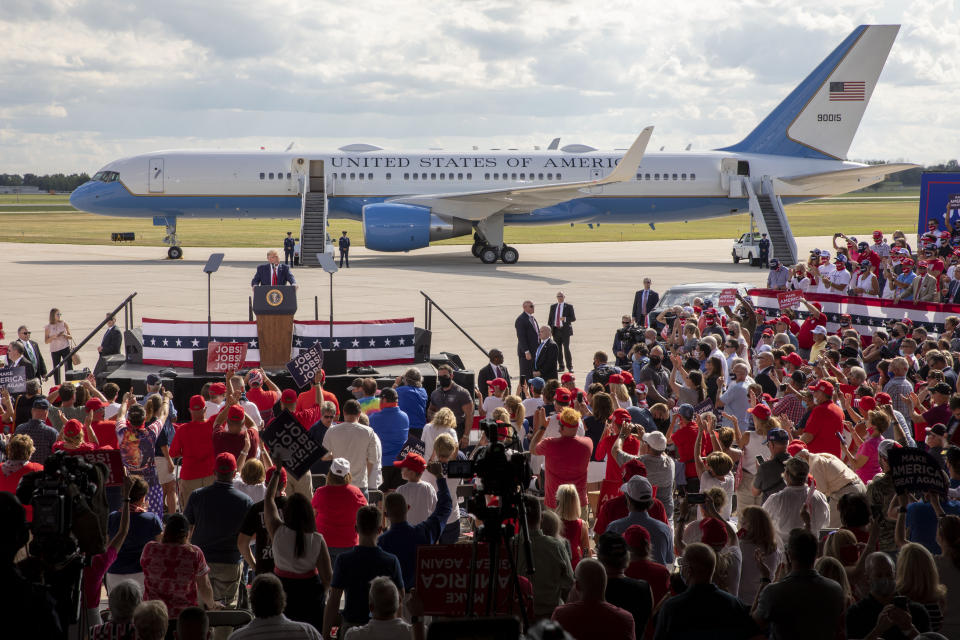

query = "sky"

[{"left": 1, "top": 0, "right": 957, "bottom": 174}]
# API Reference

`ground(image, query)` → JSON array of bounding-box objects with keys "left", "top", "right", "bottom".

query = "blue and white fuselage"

[{"left": 70, "top": 24, "right": 916, "bottom": 261}]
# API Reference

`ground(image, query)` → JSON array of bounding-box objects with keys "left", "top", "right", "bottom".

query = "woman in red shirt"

[
  {"left": 52, "top": 418, "right": 97, "bottom": 452},
  {"left": 595, "top": 408, "right": 641, "bottom": 505},
  {"left": 140, "top": 513, "right": 218, "bottom": 618},
  {"left": 667, "top": 405, "right": 709, "bottom": 493},
  {"left": 311, "top": 457, "right": 366, "bottom": 565},
  {"left": 0, "top": 435, "right": 44, "bottom": 520}
]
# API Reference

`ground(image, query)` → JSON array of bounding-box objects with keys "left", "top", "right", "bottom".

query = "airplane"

[{"left": 71, "top": 24, "right": 916, "bottom": 264}]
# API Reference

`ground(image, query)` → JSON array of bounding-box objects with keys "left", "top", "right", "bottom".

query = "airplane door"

[
  {"left": 721, "top": 158, "right": 741, "bottom": 197},
  {"left": 148, "top": 158, "right": 164, "bottom": 193}
]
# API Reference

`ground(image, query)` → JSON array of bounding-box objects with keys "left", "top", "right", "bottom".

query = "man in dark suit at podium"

[
  {"left": 251, "top": 249, "right": 297, "bottom": 289},
  {"left": 548, "top": 291, "right": 576, "bottom": 373}
]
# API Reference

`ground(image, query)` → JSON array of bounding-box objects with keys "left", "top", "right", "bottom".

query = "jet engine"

[{"left": 362, "top": 203, "right": 472, "bottom": 252}]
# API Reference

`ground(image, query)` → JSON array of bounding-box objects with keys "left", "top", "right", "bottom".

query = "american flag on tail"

[
  {"left": 142, "top": 318, "right": 414, "bottom": 368},
  {"left": 829, "top": 81, "right": 865, "bottom": 101}
]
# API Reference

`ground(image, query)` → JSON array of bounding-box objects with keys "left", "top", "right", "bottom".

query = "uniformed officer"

[
  {"left": 339, "top": 230, "right": 351, "bottom": 268},
  {"left": 283, "top": 231, "right": 295, "bottom": 266},
  {"left": 758, "top": 233, "right": 770, "bottom": 268}
]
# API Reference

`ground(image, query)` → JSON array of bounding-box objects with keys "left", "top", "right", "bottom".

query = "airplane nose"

[{"left": 69, "top": 181, "right": 97, "bottom": 211}]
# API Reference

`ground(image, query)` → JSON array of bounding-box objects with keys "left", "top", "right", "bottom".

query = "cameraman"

[{"left": 613, "top": 316, "right": 641, "bottom": 368}]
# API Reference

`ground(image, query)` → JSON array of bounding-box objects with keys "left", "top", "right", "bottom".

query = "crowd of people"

[
  {"left": 3, "top": 272, "right": 960, "bottom": 639},
  {"left": 760, "top": 229, "right": 960, "bottom": 304}
]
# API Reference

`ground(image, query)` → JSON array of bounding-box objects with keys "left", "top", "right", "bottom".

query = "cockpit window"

[{"left": 92, "top": 171, "right": 120, "bottom": 183}]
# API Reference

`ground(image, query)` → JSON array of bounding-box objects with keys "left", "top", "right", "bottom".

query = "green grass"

[{"left": 0, "top": 193, "right": 922, "bottom": 247}]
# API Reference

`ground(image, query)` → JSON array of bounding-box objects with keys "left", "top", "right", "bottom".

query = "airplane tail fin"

[{"left": 718, "top": 24, "right": 899, "bottom": 160}]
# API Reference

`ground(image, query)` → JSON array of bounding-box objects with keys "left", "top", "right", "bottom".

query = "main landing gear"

[
  {"left": 472, "top": 214, "right": 518, "bottom": 264},
  {"left": 161, "top": 216, "right": 183, "bottom": 260}
]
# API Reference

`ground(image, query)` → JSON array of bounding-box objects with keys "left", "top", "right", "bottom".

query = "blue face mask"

[{"left": 800, "top": 401, "right": 808, "bottom": 409}]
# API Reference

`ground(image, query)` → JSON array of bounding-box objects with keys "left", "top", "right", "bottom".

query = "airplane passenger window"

[
  {"left": 673, "top": 173, "right": 678, "bottom": 180},
  {"left": 556, "top": 173, "right": 561, "bottom": 180},
  {"left": 358, "top": 173, "right": 364, "bottom": 180},
  {"left": 466, "top": 173, "right": 472, "bottom": 180},
  {"left": 645, "top": 173, "right": 651, "bottom": 180},
  {"left": 538, "top": 173, "right": 543, "bottom": 179},
  {"left": 691, "top": 173, "right": 696, "bottom": 180},
  {"left": 511, "top": 173, "right": 517, "bottom": 180},
  {"left": 386, "top": 173, "right": 391, "bottom": 180},
  {"left": 412, "top": 174, "right": 418, "bottom": 180},
  {"left": 368, "top": 173, "right": 372, "bottom": 180},
  {"left": 269, "top": 173, "right": 274, "bottom": 179},
  {"left": 287, "top": 172, "right": 291, "bottom": 179},
  {"left": 485, "top": 173, "right": 490, "bottom": 180},
  {"left": 494, "top": 173, "right": 499, "bottom": 179},
  {"left": 429, "top": 173, "right": 435, "bottom": 180},
  {"left": 520, "top": 173, "right": 525, "bottom": 180},
  {"left": 350, "top": 173, "right": 355, "bottom": 179},
  {"left": 636, "top": 173, "right": 642, "bottom": 181},
  {"left": 259, "top": 173, "right": 265, "bottom": 180},
  {"left": 547, "top": 173, "right": 553, "bottom": 180},
  {"left": 440, "top": 173, "right": 445, "bottom": 180},
  {"left": 654, "top": 174, "right": 659, "bottom": 180},
  {"left": 681, "top": 173, "right": 687, "bottom": 180},
  {"left": 458, "top": 173, "right": 463, "bottom": 180},
  {"left": 404, "top": 173, "right": 409, "bottom": 180},
  {"left": 340, "top": 173, "right": 346, "bottom": 179}
]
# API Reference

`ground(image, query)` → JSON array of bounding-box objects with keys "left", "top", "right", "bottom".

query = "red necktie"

[{"left": 271, "top": 266, "right": 278, "bottom": 285}]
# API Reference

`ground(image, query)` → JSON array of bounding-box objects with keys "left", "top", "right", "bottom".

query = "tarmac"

[{"left": 0, "top": 235, "right": 838, "bottom": 381}]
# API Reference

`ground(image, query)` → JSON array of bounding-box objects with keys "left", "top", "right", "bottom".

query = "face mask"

[
  {"left": 439, "top": 376, "right": 452, "bottom": 388},
  {"left": 649, "top": 356, "right": 662, "bottom": 368},
  {"left": 898, "top": 349, "right": 905, "bottom": 356},
  {"left": 800, "top": 401, "right": 808, "bottom": 409},
  {"left": 869, "top": 577, "right": 896, "bottom": 598}
]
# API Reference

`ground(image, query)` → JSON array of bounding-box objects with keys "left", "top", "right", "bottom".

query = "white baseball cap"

[
  {"left": 330, "top": 457, "right": 351, "bottom": 477},
  {"left": 812, "top": 325, "right": 828, "bottom": 335},
  {"left": 642, "top": 431, "right": 667, "bottom": 452}
]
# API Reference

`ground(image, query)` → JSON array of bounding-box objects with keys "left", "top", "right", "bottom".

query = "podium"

[{"left": 252, "top": 286, "right": 297, "bottom": 368}]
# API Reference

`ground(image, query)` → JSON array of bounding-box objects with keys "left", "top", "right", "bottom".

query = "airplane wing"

[
  {"left": 778, "top": 163, "right": 918, "bottom": 189},
  {"left": 389, "top": 127, "right": 653, "bottom": 220}
]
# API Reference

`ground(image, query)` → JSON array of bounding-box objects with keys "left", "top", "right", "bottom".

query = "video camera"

[{"left": 446, "top": 419, "right": 530, "bottom": 501}]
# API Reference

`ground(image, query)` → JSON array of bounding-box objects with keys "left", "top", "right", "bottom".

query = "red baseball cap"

[
  {"left": 875, "top": 392, "right": 892, "bottom": 406},
  {"left": 215, "top": 452, "right": 237, "bottom": 474},
  {"left": 748, "top": 404, "right": 771, "bottom": 420},
  {"left": 620, "top": 371, "right": 634, "bottom": 385},
  {"left": 393, "top": 452, "right": 427, "bottom": 474},
  {"left": 227, "top": 405, "right": 245, "bottom": 422},
  {"left": 808, "top": 379, "right": 834, "bottom": 395},
  {"left": 487, "top": 377, "right": 508, "bottom": 390},
  {"left": 635, "top": 383, "right": 647, "bottom": 394},
  {"left": 777, "top": 316, "right": 790, "bottom": 325},
  {"left": 608, "top": 373, "right": 624, "bottom": 385},
  {"left": 873, "top": 230, "right": 883, "bottom": 239},
  {"left": 280, "top": 389, "right": 297, "bottom": 404},
  {"left": 622, "top": 459, "right": 648, "bottom": 481},
  {"left": 210, "top": 382, "right": 227, "bottom": 396},
  {"left": 554, "top": 388, "right": 572, "bottom": 404},
  {"left": 762, "top": 328, "right": 774, "bottom": 336},
  {"left": 612, "top": 408, "right": 633, "bottom": 425},
  {"left": 84, "top": 398, "right": 108, "bottom": 412},
  {"left": 561, "top": 372, "right": 576, "bottom": 383},
  {"left": 189, "top": 395, "right": 206, "bottom": 411},
  {"left": 700, "top": 518, "right": 728, "bottom": 547},
  {"left": 63, "top": 419, "right": 83, "bottom": 438},
  {"left": 858, "top": 396, "right": 877, "bottom": 412},
  {"left": 787, "top": 439, "right": 807, "bottom": 456},
  {"left": 623, "top": 524, "right": 651, "bottom": 548},
  {"left": 783, "top": 352, "right": 805, "bottom": 367}
]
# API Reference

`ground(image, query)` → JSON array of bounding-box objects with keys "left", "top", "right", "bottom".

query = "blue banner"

[{"left": 918, "top": 171, "right": 960, "bottom": 235}]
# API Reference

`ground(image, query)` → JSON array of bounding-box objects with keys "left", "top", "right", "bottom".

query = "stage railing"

[
  {"left": 420, "top": 290, "right": 488, "bottom": 357},
  {"left": 45, "top": 292, "right": 138, "bottom": 381}
]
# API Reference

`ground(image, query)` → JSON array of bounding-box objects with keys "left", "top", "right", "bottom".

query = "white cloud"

[{"left": 0, "top": 0, "right": 957, "bottom": 173}]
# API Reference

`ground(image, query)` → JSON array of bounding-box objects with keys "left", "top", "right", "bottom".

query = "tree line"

[{"left": 0, "top": 173, "right": 91, "bottom": 192}]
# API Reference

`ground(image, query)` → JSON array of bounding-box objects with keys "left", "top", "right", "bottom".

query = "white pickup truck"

[{"left": 732, "top": 232, "right": 763, "bottom": 266}]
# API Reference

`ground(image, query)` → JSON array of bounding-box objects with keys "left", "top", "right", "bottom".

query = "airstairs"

[{"left": 743, "top": 176, "right": 798, "bottom": 266}]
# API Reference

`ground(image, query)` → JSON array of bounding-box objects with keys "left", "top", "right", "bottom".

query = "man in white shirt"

[
  {"left": 229, "top": 375, "right": 263, "bottom": 428},
  {"left": 321, "top": 399, "right": 382, "bottom": 491},
  {"left": 816, "top": 252, "right": 835, "bottom": 294},
  {"left": 762, "top": 457, "right": 829, "bottom": 547},
  {"left": 521, "top": 377, "right": 546, "bottom": 418},
  {"left": 205, "top": 382, "right": 227, "bottom": 419},
  {"left": 824, "top": 256, "right": 852, "bottom": 294}
]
